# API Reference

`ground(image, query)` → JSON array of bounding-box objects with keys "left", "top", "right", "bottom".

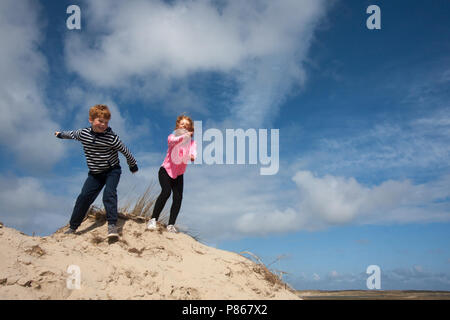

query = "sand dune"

[{"left": 0, "top": 214, "right": 299, "bottom": 300}]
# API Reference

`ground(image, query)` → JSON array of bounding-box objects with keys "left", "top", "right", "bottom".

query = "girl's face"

[{"left": 178, "top": 118, "right": 192, "bottom": 131}]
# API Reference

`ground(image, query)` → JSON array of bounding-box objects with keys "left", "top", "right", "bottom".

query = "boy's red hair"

[{"left": 89, "top": 104, "right": 111, "bottom": 120}]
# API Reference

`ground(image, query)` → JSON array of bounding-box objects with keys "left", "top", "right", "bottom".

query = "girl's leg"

[
  {"left": 151, "top": 167, "right": 172, "bottom": 221},
  {"left": 168, "top": 174, "right": 184, "bottom": 225}
]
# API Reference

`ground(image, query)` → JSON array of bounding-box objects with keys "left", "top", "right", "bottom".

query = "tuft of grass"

[
  {"left": 122, "top": 185, "right": 156, "bottom": 218},
  {"left": 26, "top": 245, "right": 46, "bottom": 257},
  {"left": 240, "top": 251, "right": 293, "bottom": 291}
]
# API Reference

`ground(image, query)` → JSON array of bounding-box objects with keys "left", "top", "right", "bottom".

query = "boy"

[{"left": 55, "top": 104, "right": 138, "bottom": 238}]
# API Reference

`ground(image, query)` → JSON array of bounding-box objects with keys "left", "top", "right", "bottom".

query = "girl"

[{"left": 147, "top": 115, "right": 197, "bottom": 233}]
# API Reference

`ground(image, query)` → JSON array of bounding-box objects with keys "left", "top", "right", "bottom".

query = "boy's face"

[{"left": 89, "top": 117, "right": 109, "bottom": 133}]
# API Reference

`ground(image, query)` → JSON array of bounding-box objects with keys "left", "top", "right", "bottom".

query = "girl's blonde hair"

[{"left": 175, "top": 114, "right": 194, "bottom": 134}]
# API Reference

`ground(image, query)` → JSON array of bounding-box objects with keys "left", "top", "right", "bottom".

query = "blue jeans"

[{"left": 69, "top": 166, "right": 121, "bottom": 230}]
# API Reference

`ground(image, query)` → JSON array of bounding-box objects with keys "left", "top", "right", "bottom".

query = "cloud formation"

[
  {"left": 233, "top": 170, "right": 450, "bottom": 236},
  {"left": 0, "top": 175, "right": 71, "bottom": 235},
  {"left": 0, "top": 0, "right": 65, "bottom": 170},
  {"left": 65, "top": 0, "right": 328, "bottom": 127}
]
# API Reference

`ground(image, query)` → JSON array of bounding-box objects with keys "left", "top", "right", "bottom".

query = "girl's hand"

[
  {"left": 54, "top": 131, "right": 60, "bottom": 136},
  {"left": 190, "top": 155, "right": 195, "bottom": 162}
]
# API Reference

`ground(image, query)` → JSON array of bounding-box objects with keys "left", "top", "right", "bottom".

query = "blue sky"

[{"left": 0, "top": 0, "right": 449, "bottom": 291}]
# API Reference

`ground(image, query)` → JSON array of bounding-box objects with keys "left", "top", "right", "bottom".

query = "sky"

[{"left": 0, "top": 0, "right": 449, "bottom": 291}]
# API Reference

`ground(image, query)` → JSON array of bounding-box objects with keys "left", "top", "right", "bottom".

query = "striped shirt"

[{"left": 58, "top": 127, "right": 137, "bottom": 174}]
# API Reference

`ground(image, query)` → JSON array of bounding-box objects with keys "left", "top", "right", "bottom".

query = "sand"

[{"left": 0, "top": 215, "right": 299, "bottom": 300}]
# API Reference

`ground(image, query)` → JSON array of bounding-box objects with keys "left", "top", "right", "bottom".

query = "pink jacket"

[{"left": 161, "top": 133, "right": 197, "bottom": 179}]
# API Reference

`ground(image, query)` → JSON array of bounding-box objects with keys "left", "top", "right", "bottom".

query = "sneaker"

[
  {"left": 107, "top": 224, "right": 119, "bottom": 238},
  {"left": 64, "top": 228, "right": 76, "bottom": 235},
  {"left": 166, "top": 224, "right": 178, "bottom": 233},
  {"left": 147, "top": 218, "right": 157, "bottom": 230}
]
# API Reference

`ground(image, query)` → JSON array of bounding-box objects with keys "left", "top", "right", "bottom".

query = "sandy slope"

[{"left": 0, "top": 215, "right": 299, "bottom": 300}]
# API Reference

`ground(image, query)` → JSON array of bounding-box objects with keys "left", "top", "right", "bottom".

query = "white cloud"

[
  {"left": 292, "top": 170, "right": 450, "bottom": 230},
  {"left": 235, "top": 208, "right": 299, "bottom": 235},
  {"left": 0, "top": 175, "right": 72, "bottom": 235},
  {"left": 65, "top": 0, "right": 328, "bottom": 127},
  {"left": 0, "top": 0, "right": 65, "bottom": 170},
  {"left": 227, "top": 169, "right": 450, "bottom": 237}
]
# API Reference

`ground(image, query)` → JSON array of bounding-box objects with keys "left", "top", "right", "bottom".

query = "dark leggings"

[{"left": 151, "top": 167, "right": 184, "bottom": 225}]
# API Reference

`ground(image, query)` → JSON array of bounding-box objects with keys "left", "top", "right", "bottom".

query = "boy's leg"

[
  {"left": 168, "top": 174, "right": 184, "bottom": 226},
  {"left": 151, "top": 167, "right": 172, "bottom": 221},
  {"left": 70, "top": 173, "right": 105, "bottom": 230},
  {"left": 102, "top": 166, "right": 121, "bottom": 226}
]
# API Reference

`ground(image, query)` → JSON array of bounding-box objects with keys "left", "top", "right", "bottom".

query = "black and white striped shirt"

[{"left": 58, "top": 127, "right": 137, "bottom": 174}]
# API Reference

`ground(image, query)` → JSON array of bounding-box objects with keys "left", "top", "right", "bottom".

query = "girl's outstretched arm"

[{"left": 168, "top": 132, "right": 189, "bottom": 147}]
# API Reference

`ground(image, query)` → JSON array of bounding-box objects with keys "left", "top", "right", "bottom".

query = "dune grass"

[{"left": 240, "top": 251, "right": 294, "bottom": 292}]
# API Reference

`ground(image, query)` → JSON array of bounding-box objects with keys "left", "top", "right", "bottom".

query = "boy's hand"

[
  {"left": 129, "top": 164, "right": 139, "bottom": 174},
  {"left": 54, "top": 131, "right": 62, "bottom": 138}
]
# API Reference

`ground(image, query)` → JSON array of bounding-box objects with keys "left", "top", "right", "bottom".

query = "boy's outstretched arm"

[
  {"left": 112, "top": 137, "right": 138, "bottom": 174},
  {"left": 54, "top": 129, "right": 82, "bottom": 140}
]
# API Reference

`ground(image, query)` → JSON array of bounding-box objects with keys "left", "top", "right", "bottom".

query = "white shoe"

[
  {"left": 147, "top": 218, "right": 157, "bottom": 230},
  {"left": 166, "top": 224, "right": 178, "bottom": 233}
]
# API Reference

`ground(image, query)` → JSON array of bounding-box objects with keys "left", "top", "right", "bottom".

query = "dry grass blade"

[
  {"left": 127, "top": 183, "right": 158, "bottom": 218},
  {"left": 240, "top": 251, "right": 263, "bottom": 264},
  {"left": 129, "top": 187, "right": 150, "bottom": 217},
  {"left": 240, "top": 251, "right": 292, "bottom": 290}
]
